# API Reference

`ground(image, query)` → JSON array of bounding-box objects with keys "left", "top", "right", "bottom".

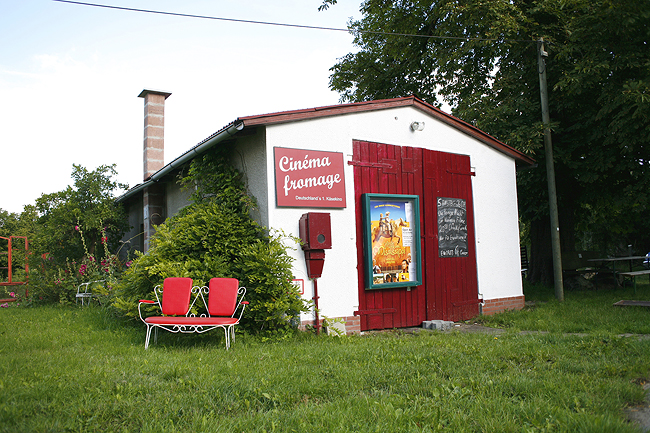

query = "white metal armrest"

[{"left": 138, "top": 284, "right": 163, "bottom": 323}]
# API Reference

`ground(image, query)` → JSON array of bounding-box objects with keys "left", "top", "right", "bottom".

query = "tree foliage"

[
  {"left": 23, "top": 164, "right": 131, "bottom": 303},
  {"left": 112, "top": 147, "right": 309, "bottom": 335},
  {"left": 0, "top": 165, "right": 130, "bottom": 303},
  {"left": 326, "top": 0, "right": 650, "bottom": 283},
  {"left": 33, "top": 164, "right": 129, "bottom": 263}
]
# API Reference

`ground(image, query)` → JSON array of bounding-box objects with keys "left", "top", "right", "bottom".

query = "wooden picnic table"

[
  {"left": 588, "top": 255, "right": 647, "bottom": 271},
  {"left": 587, "top": 256, "right": 647, "bottom": 287}
]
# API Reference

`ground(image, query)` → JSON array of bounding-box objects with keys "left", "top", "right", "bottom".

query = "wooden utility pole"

[{"left": 537, "top": 37, "right": 564, "bottom": 301}]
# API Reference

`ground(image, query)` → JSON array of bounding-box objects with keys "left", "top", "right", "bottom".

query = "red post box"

[
  {"left": 299, "top": 212, "right": 332, "bottom": 250},
  {"left": 299, "top": 213, "right": 331, "bottom": 278}
]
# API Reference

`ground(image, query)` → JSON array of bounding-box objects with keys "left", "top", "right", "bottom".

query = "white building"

[{"left": 119, "top": 91, "right": 535, "bottom": 333}]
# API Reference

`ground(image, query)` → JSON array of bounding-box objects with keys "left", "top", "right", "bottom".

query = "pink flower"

[
  {"left": 101, "top": 237, "right": 108, "bottom": 244},
  {"left": 0, "top": 303, "right": 8, "bottom": 308},
  {"left": 126, "top": 261, "right": 132, "bottom": 268},
  {"left": 75, "top": 225, "right": 80, "bottom": 231},
  {"left": 9, "top": 292, "right": 15, "bottom": 298},
  {"left": 79, "top": 264, "right": 87, "bottom": 275}
]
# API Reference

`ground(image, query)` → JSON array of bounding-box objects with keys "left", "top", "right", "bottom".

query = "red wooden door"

[
  {"left": 422, "top": 149, "right": 480, "bottom": 322},
  {"left": 352, "top": 141, "right": 479, "bottom": 330}
]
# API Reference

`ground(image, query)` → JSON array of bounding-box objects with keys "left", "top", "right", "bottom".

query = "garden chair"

[
  {"left": 76, "top": 280, "right": 104, "bottom": 306},
  {"left": 138, "top": 277, "right": 248, "bottom": 350},
  {"left": 138, "top": 277, "right": 194, "bottom": 349},
  {"left": 197, "top": 277, "right": 249, "bottom": 349}
]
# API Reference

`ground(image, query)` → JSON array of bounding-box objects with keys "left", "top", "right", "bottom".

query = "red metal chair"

[
  {"left": 138, "top": 277, "right": 194, "bottom": 349},
  {"left": 191, "top": 278, "right": 249, "bottom": 349},
  {"left": 211, "top": 278, "right": 248, "bottom": 348}
]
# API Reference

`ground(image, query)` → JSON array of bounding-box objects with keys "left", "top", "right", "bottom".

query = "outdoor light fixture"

[{"left": 410, "top": 121, "right": 425, "bottom": 131}]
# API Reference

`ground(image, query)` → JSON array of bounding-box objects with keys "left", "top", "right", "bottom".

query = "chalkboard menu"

[{"left": 437, "top": 197, "right": 469, "bottom": 258}]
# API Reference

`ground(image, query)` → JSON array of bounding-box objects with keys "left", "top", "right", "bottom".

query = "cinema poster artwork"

[{"left": 363, "top": 194, "right": 421, "bottom": 289}]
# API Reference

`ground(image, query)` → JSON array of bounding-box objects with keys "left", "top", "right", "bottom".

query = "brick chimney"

[
  {"left": 138, "top": 89, "right": 171, "bottom": 252},
  {"left": 138, "top": 89, "right": 171, "bottom": 180}
]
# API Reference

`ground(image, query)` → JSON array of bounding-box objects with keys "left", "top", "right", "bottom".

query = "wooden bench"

[{"left": 618, "top": 270, "right": 650, "bottom": 294}]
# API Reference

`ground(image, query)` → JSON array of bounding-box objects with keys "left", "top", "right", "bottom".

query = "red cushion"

[
  {"left": 161, "top": 278, "right": 193, "bottom": 316},
  {"left": 207, "top": 278, "right": 239, "bottom": 317},
  {"left": 145, "top": 316, "right": 239, "bottom": 326}
]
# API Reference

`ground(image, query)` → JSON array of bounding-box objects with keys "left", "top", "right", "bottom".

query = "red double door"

[{"left": 352, "top": 140, "right": 479, "bottom": 330}]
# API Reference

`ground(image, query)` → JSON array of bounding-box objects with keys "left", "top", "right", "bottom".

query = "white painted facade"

[
  {"left": 121, "top": 96, "right": 532, "bottom": 329},
  {"left": 234, "top": 105, "right": 525, "bottom": 322}
]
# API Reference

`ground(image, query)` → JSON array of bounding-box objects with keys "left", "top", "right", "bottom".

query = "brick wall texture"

[{"left": 481, "top": 295, "right": 526, "bottom": 315}]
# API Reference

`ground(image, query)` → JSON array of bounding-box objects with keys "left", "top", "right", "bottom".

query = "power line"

[{"left": 52, "top": 0, "right": 536, "bottom": 43}]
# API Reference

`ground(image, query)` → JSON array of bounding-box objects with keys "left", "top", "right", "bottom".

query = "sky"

[{"left": 0, "top": 0, "right": 362, "bottom": 214}]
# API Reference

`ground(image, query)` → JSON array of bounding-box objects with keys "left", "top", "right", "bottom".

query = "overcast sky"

[{"left": 0, "top": 0, "right": 362, "bottom": 214}]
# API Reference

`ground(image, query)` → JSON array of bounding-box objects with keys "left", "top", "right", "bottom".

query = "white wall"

[
  {"left": 233, "top": 129, "right": 269, "bottom": 227},
  {"left": 166, "top": 178, "right": 193, "bottom": 218},
  {"left": 241, "top": 106, "right": 523, "bottom": 320}
]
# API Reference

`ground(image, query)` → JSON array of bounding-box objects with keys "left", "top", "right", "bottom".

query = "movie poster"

[{"left": 363, "top": 194, "right": 421, "bottom": 289}]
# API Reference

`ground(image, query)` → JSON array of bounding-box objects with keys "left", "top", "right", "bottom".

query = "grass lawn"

[{"left": 1, "top": 281, "right": 649, "bottom": 432}]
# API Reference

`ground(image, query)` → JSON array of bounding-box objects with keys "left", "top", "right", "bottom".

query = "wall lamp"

[{"left": 410, "top": 121, "right": 425, "bottom": 131}]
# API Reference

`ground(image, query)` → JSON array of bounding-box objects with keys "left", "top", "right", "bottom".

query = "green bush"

[
  {"left": 21, "top": 164, "right": 130, "bottom": 305},
  {"left": 112, "top": 147, "right": 310, "bottom": 335}
]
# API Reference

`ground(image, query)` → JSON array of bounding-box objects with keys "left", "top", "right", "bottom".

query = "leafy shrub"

[
  {"left": 112, "top": 147, "right": 310, "bottom": 335},
  {"left": 28, "top": 224, "right": 130, "bottom": 305}
]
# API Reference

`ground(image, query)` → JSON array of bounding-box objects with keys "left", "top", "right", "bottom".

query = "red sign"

[{"left": 274, "top": 147, "right": 346, "bottom": 208}]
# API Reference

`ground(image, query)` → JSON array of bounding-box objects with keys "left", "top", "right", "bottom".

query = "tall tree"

[
  {"left": 327, "top": 0, "right": 650, "bottom": 284},
  {"left": 34, "top": 164, "right": 129, "bottom": 264}
]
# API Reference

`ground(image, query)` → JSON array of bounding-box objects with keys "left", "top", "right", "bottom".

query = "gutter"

[{"left": 116, "top": 121, "right": 244, "bottom": 203}]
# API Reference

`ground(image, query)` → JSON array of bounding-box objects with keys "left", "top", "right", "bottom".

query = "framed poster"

[{"left": 362, "top": 194, "right": 421, "bottom": 289}]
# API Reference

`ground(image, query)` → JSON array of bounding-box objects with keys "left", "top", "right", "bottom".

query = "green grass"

[
  {"left": 1, "top": 282, "right": 649, "bottom": 432},
  {"left": 477, "top": 278, "right": 650, "bottom": 335}
]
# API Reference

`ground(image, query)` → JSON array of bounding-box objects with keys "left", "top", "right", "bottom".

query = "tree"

[
  {"left": 326, "top": 0, "right": 650, "bottom": 284},
  {"left": 34, "top": 164, "right": 129, "bottom": 264}
]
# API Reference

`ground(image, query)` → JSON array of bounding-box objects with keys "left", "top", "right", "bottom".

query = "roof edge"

[
  {"left": 117, "top": 96, "right": 535, "bottom": 204},
  {"left": 238, "top": 96, "right": 535, "bottom": 166}
]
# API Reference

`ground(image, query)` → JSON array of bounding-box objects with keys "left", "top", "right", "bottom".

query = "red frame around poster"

[{"left": 274, "top": 147, "right": 346, "bottom": 208}]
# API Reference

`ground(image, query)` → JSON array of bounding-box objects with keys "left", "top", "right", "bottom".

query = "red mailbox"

[
  {"left": 299, "top": 213, "right": 331, "bottom": 278},
  {"left": 299, "top": 212, "right": 332, "bottom": 250}
]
